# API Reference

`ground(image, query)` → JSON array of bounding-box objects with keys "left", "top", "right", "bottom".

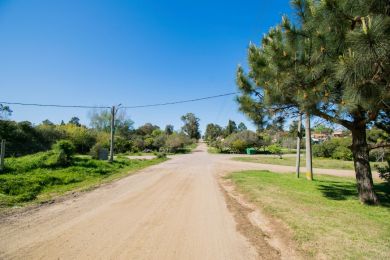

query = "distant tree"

[
  {"left": 266, "top": 117, "right": 285, "bottom": 133},
  {"left": 0, "top": 104, "right": 12, "bottom": 119},
  {"left": 89, "top": 109, "right": 111, "bottom": 131},
  {"left": 181, "top": 113, "right": 201, "bottom": 140},
  {"left": 222, "top": 130, "right": 261, "bottom": 153},
  {"left": 289, "top": 120, "right": 305, "bottom": 138},
  {"left": 165, "top": 133, "right": 192, "bottom": 152},
  {"left": 58, "top": 124, "right": 96, "bottom": 154},
  {"left": 313, "top": 124, "right": 333, "bottom": 135},
  {"left": 68, "top": 117, "right": 81, "bottom": 127},
  {"left": 42, "top": 119, "right": 54, "bottom": 126},
  {"left": 60, "top": 120, "right": 65, "bottom": 126},
  {"left": 165, "top": 124, "right": 174, "bottom": 135},
  {"left": 89, "top": 109, "right": 134, "bottom": 136},
  {"left": 224, "top": 120, "right": 237, "bottom": 136},
  {"left": 237, "top": 122, "right": 247, "bottom": 131},
  {"left": 136, "top": 123, "right": 159, "bottom": 136},
  {"left": 204, "top": 123, "right": 223, "bottom": 142}
]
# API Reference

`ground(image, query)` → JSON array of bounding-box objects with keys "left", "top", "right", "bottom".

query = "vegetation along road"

[
  {"left": 1, "top": 143, "right": 389, "bottom": 259},
  {"left": 1, "top": 144, "right": 266, "bottom": 259}
]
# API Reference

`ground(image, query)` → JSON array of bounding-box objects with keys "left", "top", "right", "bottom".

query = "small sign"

[{"left": 98, "top": 148, "right": 109, "bottom": 160}]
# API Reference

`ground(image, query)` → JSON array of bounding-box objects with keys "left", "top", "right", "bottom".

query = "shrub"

[
  {"left": 312, "top": 137, "right": 352, "bottom": 160},
  {"left": 377, "top": 160, "right": 390, "bottom": 186},
  {"left": 231, "top": 139, "right": 247, "bottom": 153},
  {"left": 156, "top": 152, "right": 167, "bottom": 159},
  {"left": 164, "top": 133, "right": 191, "bottom": 153},
  {"left": 267, "top": 144, "right": 283, "bottom": 158},
  {"left": 221, "top": 130, "right": 261, "bottom": 153},
  {"left": 331, "top": 146, "right": 353, "bottom": 161},
  {"left": 52, "top": 140, "right": 75, "bottom": 164}
]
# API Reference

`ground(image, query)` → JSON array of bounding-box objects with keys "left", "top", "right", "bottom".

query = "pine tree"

[{"left": 236, "top": 0, "right": 390, "bottom": 204}]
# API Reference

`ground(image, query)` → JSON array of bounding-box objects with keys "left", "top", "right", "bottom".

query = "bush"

[
  {"left": 331, "top": 146, "right": 353, "bottom": 161},
  {"left": 312, "top": 137, "right": 352, "bottom": 160},
  {"left": 377, "top": 160, "right": 390, "bottom": 186},
  {"left": 156, "top": 152, "right": 167, "bottom": 159},
  {"left": 267, "top": 144, "right": 283, "bottom": 158},
  {"left": 221, "top": 130, "right": 261, "bottom": 153},
  {"left": 164, "top": 133, "right": 192, "bottom": 153},
  {"left": 52, "top": 140, "right": 75, "bottom": 165}
]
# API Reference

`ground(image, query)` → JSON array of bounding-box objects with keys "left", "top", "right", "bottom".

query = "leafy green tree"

[
  {"left": 0, "top": 104, "right": 12, "bottom": 119},
  {"left": 89, "top": 109, "right": 134, "bottom": 137},
  {"left": 136, "top": 123, "right": 159, "bottom": 136},
  {"left": 164, "top": 124, "right": 174, "bottom": 135},
  {"left": 59, "top": 124, "right": 96, "bottom": 154},
  {"left": 165, "top": 133, "right": 192, "bottom": 153},
  {"left": 236, "top": 0, "right": 390, "bottom": 204},
  {"left": 224, "top": 120, "right": 238, "bottom": 136},
  {"left": 222, "top": 130, "right": 261, "bottom": 153},
  {"left": 313, "top": 124, "right": 333, "bottom": 135},
  {"left": 237, "top": 122, "right": 247, "bottom": 131},
  {"left": 181, "top": 113, "right": 201, "bottom": 140},
  {"left": 0, "top": 120, "right": 47, "bottom": 156},
  {"left": 42, "top": 119, "right": 54, "bottom": 126},
  {"left": 288, "top": 120, "right": 305, "bottom": 138},
  {"left": 204, "top": 123, "right": 223, "bottom": 142},
  {"left": 68, "top": 117, "right": 81, "bottom": 126}
]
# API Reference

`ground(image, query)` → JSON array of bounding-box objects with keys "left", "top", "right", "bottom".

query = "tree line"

[{"left": 0, "top": 110, "right": 201, "bottom": 158}]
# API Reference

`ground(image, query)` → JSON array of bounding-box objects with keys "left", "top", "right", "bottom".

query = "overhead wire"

[{"left": 0, "top": 92, "right": 239, "bottom": 110}]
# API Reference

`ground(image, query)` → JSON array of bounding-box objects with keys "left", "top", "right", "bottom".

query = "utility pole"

[
  {"left": 305, "top": 112, "right": 313, "bottom": 180},
  {"left": 0, "top": 140, "right": 5, "bottom": 171},
  {"left": 295, "top": 113, "right": 302, "bottom": 178},
  {"left": 109, "top": 104, "right": 121, "bottom": 162}
]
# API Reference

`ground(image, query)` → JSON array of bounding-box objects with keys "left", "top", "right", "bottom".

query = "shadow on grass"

[{"left": 316, "top": 180, "right": 390, "bottom": 207}]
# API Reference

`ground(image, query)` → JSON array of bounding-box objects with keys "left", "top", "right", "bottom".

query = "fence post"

[{"left": 0, "top": 139, "right": 5, "bottom": 171}]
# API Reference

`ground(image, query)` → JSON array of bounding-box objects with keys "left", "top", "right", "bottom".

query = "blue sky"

[{"left": 0, "top": 0, "right": 292, "bottom": 132}]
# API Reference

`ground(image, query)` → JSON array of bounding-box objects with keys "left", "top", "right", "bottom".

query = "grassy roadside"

[
  {"left": 0, "top": 154, "right": 167, "bottom": 209},
  {"left": 207, "top": 147, "right": 221, "bottom": 154},
  {"left": 227, "top": 170, "right": 390, "bottom": 259},
  {"left": 233, "top": 155, "right": 386, "bottom": 170}
]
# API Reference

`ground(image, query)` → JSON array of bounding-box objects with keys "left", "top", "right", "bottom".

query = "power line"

[
  {"left": 0, "top": 92, "right": 239, "bottom": 109},
  {"left": 0, "top": 101, "right": 110, "bottom": 109},
  {"left": 122, "top": 92, "right": 238, "bottom": 109}
]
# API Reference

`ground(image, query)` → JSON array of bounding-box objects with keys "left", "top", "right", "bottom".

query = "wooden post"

[
  {"left": 305, "top": 112, "right": 313, "bottom": 180},
  {"left": 109, "top": 106, "right": 115, "bottom": 162},
  {"left": 0, "top": 139, "right": 5, "bottom": 171},
  {"left": 296, "top": 113, "right": 302, "bottom": 178}
]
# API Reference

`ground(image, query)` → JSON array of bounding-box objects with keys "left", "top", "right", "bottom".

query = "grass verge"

[
  {"left": 0, "top": 154, "right": 166, "bottom": 209},
  {"left": 233, "top": 155, "right": 386, "bottom": 170},
  {"left": 207, "top": 147, "right": 221, "bottom": 154},
  {"left": 227, "top": 170, "right": 390, "bottom": 259}
]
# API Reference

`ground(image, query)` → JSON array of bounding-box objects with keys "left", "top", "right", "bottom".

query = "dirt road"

[
  {"left": 0, "top": 144, "right": 262, "bottom": 260},
  {"left": 0, "top": 144, "right": 358, "bottom": 259}
]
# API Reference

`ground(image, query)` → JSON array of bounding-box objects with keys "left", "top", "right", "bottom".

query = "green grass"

[
  {"left": 227, "top": 171, "right": 390, "bottom": 259},
  {"left": 118, "top": 152, "right": 154, "bottom": 156},
  {"left": 207, "top": 147, "right": 221, "bottom": 154},
  {"left": 233, "top": 155, "right": 386, "bottom": 170},
  {"left": 0, "top": 152, "right": 166, "bottom": 208}
]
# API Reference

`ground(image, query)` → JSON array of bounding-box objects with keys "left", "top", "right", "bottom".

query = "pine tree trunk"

[
  {"left": 296, "top": 113, "right": 302, "bottom": 178},
  {"left": 305, "top": 113, "right": 313, "bottom": 180},
  {"left": 351, "top": 125, "right": 379, "bottom": 204}
]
